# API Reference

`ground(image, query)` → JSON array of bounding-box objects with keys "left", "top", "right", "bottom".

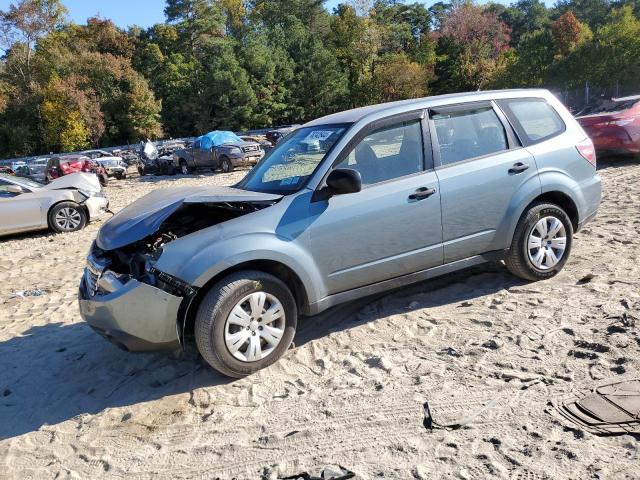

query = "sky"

[{"left": 0, "top": 0, "right": 536, "bottom": 30}]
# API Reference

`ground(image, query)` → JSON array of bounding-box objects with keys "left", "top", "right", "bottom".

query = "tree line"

[{"left": 0, "top": 0, "right": 639, "bottom": 157}]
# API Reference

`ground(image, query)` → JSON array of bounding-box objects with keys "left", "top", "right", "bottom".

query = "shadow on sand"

[{"left": 0, "top": 261, "right": 522, "bottom": 441}]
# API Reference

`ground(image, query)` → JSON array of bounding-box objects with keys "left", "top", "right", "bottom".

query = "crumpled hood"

[
  {"left": 96, "top": 185, "right": 282, "bottom": 251},
  {"left": 43, "top": 172, "right": 101, "bottom": 192}
]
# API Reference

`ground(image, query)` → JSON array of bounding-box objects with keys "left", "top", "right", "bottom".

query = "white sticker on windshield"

[
  {"left": 279, "top": 176, "right": 300, "bottom": 186},
  {"left": 304, "top": 130, "right": 334, "bottom": 142}
]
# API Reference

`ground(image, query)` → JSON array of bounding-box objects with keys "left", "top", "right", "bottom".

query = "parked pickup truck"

[{"left": 173, "top": 131, "right": 265, "bottom": 175}]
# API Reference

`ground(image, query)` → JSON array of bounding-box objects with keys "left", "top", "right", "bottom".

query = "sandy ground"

[{"left": 0, "top": 162, "right": 638, "bottom": 480}]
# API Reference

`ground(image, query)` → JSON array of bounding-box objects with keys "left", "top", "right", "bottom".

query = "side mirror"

[
  {"left": 326, "top": 168, "right": 362, "bottom": 196},
  {"left": 6, "top": 185, "right": 24, "bottom": 195}
]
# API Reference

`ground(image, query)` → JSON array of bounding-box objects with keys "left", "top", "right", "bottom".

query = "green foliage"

[{"left": 1, "top": 0, "right": 640, "bottom": 158}]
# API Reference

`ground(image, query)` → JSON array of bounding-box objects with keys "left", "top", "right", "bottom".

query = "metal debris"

[
  {"left": 554, "top": 379, "right": 640, "bottom": 435},
  {"left": 280, "top": 465, "right": 355, "bottom": 480},
  {"left": 423, "top": 398, "right": 499, "bottom": 431},
  {"left": 9, "top": 288, "right": 47, "bottom": 299}
]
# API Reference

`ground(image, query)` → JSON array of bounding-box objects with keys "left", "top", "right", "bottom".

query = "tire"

[
  {"left": 179, "top": 160, "right": 189, "bottom": 175},
  {"left": 98, "top": 173, "right": 108, "bottom": 186},
  {"left": 137, "top": 165, "right": 145, "bottom": 176},
  {"left": 220, "top": 156, "right": 233, "bottom": 173},
  {"left": 48, "top": 202, "right": 88, "bottom": 233},
  {"left": 505, "top": 202, "right": 573, "bottom": 281},
  {"left": 195, "top": 270, "right": 297, "bottom": 378}
]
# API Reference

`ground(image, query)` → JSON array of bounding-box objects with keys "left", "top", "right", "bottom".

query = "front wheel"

[
  {"left": 220, "top": 156, "right": 233, "bottom": 173},
  {"left": 194, "top": 270, "right": 297, "bottom": 378},
  {"left": 179, "top": 161, "right": 189, "bottom": 175},
  {"left": 505, "top": 202, "right": 573, "bottom": 281},
  {"left": 48, "top": 202, "right": 88, "bottom": 233}
]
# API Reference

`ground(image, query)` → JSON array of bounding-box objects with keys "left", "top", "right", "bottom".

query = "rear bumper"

[
  {"left": 576, "top": 174, "right": 602, "bottom": 232},
  {"left": 585, "top": 126, "right": 640, "bottom": 155},
  {"left": 79, "top": 273, "right": 181, "bottom": 352}
]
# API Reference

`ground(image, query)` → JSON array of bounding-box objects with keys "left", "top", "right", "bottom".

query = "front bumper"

[
  {"left": 230, "top": 152, "right": 264, "bottom": 167},
  {"left": 85, "top": 196, "right": 110, "bottom": 221},
  {"left": 79, "top": 273, "right": 182, "bottom": 352}
]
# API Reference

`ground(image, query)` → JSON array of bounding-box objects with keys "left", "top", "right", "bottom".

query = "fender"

[
  {"left": 494, "top": 173, "right": 542, "bottom": 250},
  {"left": 155, "top": 231, "right": 325, "bottom": 308},
  {"left": 498, "top": 168, "right": 583, "bottom": 247},
  {"left": 537, "top": 167, "right": 588, "bottom": 218}
]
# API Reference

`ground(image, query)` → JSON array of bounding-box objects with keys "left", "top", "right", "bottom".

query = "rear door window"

[
  {"left": 498, "top": 98, "right": 565, "bottom": 145},
  {"left": 431, "top": 106, "right": 509, "bottom": 166}
]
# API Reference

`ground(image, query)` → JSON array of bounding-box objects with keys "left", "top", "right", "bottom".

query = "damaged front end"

[{"left": 79, "top": 186, "right": 282, "bottom": 353}]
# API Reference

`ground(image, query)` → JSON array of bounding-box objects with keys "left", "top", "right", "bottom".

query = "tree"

[
  {"left": 40, "top": 75, "right": 91, "bottom": 151},
  {"left": 371, "top": 53, "right": 430, "bottom": 102},
  {"left": 552, "top": 11, "right": 591, "bottom": 56},
  {"left": 330, "top": 4, "right": 380, "bottom": 105},
  {"left": 555, "top": 0, "right": 612, "bottom": 29},
  {"left": 0, "top": 0, "right": 66, "bottom": 88},
  {"left": 433, "top": 3, "right": 511, "bottom": 92},
  {"left": 500, "top": 29, "right": 555, "bottom": 87},
  {"left": 497, "top": 0, "right": 549, "bottom": 46}
]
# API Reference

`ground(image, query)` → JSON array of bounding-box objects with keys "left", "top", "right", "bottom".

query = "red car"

[
  {"left": 576, "top": 95, "right": 640, "bottom": 157},
  {"left": 45, "top": 155, "right": 108, "bottom": 186}
]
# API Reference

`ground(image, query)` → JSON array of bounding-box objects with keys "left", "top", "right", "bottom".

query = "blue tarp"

[{"left": 198, "top": 131, "right": 243, "bottom": 150}]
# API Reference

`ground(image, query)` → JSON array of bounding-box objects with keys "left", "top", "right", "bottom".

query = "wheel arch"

[
  {"left": 46, "top": 198, "right": 88, "bottom": 227},
  {"left": 179, "top": 259, "right": 310, "bottom": 341},
  {"left": 530, "top": 191, "right": 579, "bottom": 231},
  {"left": 502, "top": 189, "right": 579, "bottom": 250}
]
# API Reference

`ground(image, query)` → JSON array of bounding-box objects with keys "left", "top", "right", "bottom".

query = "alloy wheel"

[
  {"left": 224, "top": 292, "right": 286, "bottom": 362},
  {"left": 527, "top": 216, "right": 567, "bottom": 270},
  {"left": 54, "top": 207, "right": 82, "bottom": 231}
]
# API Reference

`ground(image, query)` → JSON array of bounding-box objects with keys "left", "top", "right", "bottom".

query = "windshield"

[
  {"left": 237, "top": 125, "right": 349, "bottom": 194},
  {"left": 99, "top": 159, "right": 120, "bottom": 167},
  {"left": 0, "top": 174, "right": 42, "bottom": 190}
]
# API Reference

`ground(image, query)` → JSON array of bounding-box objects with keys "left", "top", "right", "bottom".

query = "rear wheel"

[
  {"left": 195, "top": 270, "right": 297, "bottom": 378},
  {"left": 505, "top": 202, "right": 573, "bottom": 281},
  {"left": 48, "top": 202, "right": 88, "bottom": 233},
  {"left": 220, "top": 156, "right": 233, "bottom": 173},
  {"left": 179, "top": 160, "right": 189, "bottom": 175}
]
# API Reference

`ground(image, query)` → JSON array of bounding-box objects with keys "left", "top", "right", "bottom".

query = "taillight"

[{"left": 576, "top": 138, "right": 596, "bottom": 167}]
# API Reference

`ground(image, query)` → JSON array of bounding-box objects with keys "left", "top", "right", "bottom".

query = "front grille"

[
  {"left": 84, "top": 268, "right": 99, "bottom": 296},
  {"left": 84, "top": 251, "right": 111, "bottom": 296},
  {"left": 242, "top": 145, "right": 259, "bottom": 153}
]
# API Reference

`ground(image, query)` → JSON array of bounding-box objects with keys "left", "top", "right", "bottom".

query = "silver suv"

[{"left": 79, "top": 89, "right": 602, "bottom": 377}]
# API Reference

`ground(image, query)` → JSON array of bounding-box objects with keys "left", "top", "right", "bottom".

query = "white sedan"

[{"left": 0, "top": 173, "right": 110, "bottom": 237}]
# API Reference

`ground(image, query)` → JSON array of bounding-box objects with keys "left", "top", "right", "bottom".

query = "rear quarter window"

[{"left": 498, "top": 98, "right": 565, "bottom": 145}]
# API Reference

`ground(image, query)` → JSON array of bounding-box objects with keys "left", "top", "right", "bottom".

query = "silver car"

[
  {"left": 79, "top": 89, "right": 602, "bottom": 377},
  {"left": 0, "top": 173, "right": 109, "bottom": 236}
]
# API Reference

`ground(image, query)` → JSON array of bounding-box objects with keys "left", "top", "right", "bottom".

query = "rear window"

[
  {"left": 499, "top": 98, "right": 565, "bottom": 145},
  {"left": 61, "top": 158, "right": 85, "bottom": 168}
]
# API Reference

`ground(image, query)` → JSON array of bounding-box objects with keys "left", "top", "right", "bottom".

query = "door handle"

[
  {"left": 509, "top": 162, "right": 530, "bottom": 174},
  {"left": 409, "top": 187, "right": 437, "bottom": 201}
]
